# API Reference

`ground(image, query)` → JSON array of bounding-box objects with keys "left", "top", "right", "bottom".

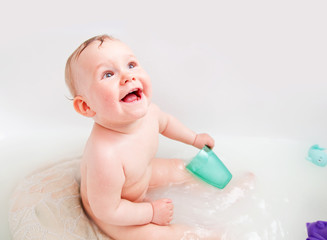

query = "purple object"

[{"left": 307, "top": 221, "right": 327, "bottom": 240}]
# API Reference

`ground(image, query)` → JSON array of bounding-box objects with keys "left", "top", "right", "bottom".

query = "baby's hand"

[
  {"left": 150, "top": 199, "right": 174, "bottom": 226},
  {"left": 193, "top": 133, "right": 215, "bottom": 149}
]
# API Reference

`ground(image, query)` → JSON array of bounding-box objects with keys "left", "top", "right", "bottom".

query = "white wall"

[{"left": 1, "top": 0, "right": 326, "bottom": 238}]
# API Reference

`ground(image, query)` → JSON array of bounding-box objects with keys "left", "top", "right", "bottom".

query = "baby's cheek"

[{"left": 144, "top": 85, "right": 152, "bottom": 101}]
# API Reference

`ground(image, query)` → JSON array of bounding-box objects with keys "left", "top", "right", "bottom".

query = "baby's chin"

[
  {"left": 99, "top": 104, "right": 151, "bottom": 128},
  {"left": 124, "top": 101, "right": 150, "bottom": 120}
]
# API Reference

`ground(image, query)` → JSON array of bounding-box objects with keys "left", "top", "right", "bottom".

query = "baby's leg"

[
  {"left": 96, "top": 221, "right": 219, "bottom": 240},
  {"left": 149, "top": 158, "right": 195, "bottom": 188},
  {"left": 149, "top": 158, "right": 255, "bottom": 193}
]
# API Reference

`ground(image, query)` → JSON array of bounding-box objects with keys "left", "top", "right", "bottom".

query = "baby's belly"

[{"left": 121, "top": 166, "right": 152, "bottom": 202}]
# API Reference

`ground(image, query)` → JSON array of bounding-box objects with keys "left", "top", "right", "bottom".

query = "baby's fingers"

[
  {"left": 193, "top": 133, "right": 215, "bottom": 149},
  {"left": 162, "top": 198, "right": 172, "bottom": 204},
  {"left": 151, "top": 199, "right": 174, "bottom": 225}
]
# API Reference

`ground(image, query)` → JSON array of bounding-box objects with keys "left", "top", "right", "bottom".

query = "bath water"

[{"left": 149, "top": 136, "right": 327, "bottom": 239}]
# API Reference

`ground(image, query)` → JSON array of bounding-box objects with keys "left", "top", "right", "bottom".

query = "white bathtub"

[{"left": 1, "top": 1, "right": 326, "bottom": 239}]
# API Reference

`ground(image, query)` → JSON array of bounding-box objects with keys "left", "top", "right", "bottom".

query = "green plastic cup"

[{"left": 186, "top": 146, "right": 232, "bottom": 189}]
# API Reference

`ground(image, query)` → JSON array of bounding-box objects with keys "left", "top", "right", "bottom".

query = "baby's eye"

[
  {"left": 128, "top": 62, "right": 137, "bottom": 69},
  {"left": 103, "top": 71, "right": 114, "bottom": 79}
]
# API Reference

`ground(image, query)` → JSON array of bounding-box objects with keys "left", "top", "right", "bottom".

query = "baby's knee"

[
  {"left": 171, "top": 159, "right": 186, "bottom": 171},
  {"left": 171, "top": 159, "right": 185, "bottom": 170}
]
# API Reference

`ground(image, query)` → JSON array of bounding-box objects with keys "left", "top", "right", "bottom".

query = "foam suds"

[{"left": 146, "top": 177, "right": 286, "bottom": 239}]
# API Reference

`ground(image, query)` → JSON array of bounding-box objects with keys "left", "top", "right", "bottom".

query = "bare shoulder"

[
  {"left": 148, "top": 103, "right": 166, "bottom": 121},
  {"left": 148, "top": 103, "right": 161, "bottom": 114},
  {"left": 148, "top": 103, "right": 169, "bottom": 132}
]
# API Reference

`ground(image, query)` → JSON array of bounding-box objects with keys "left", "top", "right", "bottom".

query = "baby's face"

[{"left": 72, "top": 39, "right": 152, "bottom": 127}]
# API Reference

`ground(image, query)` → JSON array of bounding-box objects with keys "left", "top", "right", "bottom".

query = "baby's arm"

[
  {"left": 86, "top": 151, "right": 154, "bottom": 226},
  {"left": 86, "top": 148, "right": 174, "bottom": 226},
  {"left": 155, "top": 105, "right": 215, "bottom": 149}
]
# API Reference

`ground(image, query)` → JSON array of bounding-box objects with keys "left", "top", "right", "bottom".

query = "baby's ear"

[{"left": 73, "top": 96, "right": 96, "bottom": 117}]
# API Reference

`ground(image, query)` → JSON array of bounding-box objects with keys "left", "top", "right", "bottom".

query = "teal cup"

[{"left": 186, "top": 146, "right": 232, "bottom": 189}]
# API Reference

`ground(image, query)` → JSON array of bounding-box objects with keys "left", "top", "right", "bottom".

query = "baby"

[{"left": 65, "top": 35, "right": 217, "bottom": 240}]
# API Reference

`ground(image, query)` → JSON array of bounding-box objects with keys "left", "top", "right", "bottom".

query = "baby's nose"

[{"left": 120, "top": 74, "right": 135, "bottom": 85}]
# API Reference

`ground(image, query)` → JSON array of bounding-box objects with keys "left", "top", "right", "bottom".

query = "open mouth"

[{"left": 120, "top": 88, "right": 143, "bottom": 103}]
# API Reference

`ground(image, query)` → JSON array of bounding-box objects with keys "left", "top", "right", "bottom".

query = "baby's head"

[
  {"left": 65, "top": 34, "right": 112, "bottom": 97},
  {"left": 65, "top": 35, "right": 152, "bottom": 128}
]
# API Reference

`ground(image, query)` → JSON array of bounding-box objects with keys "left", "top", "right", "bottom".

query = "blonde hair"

[{"left": 65, "top": 34, "right": 114, "bottom": 97}]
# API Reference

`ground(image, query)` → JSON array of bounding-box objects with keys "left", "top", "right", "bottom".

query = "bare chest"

[{"left": 121, "top": 124, "right": 159, "bottom": 183}]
